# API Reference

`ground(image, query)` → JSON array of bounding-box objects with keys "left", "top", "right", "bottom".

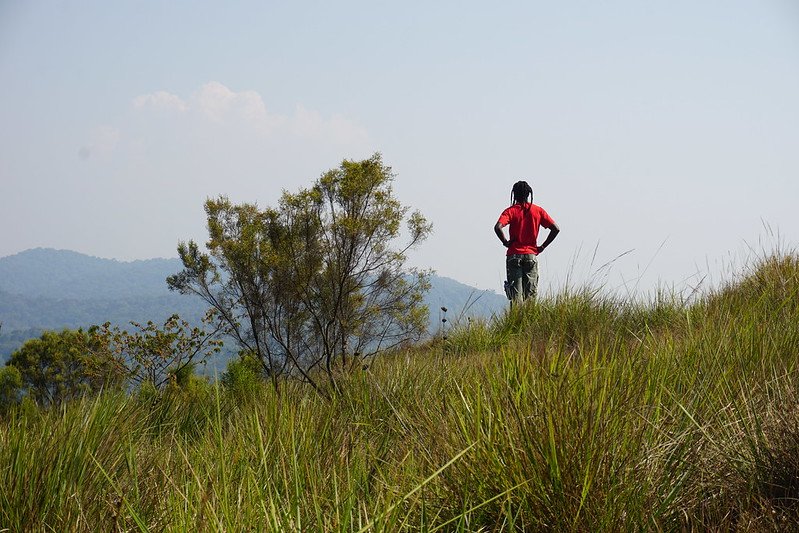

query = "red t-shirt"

[{"left": 497, "top": 203, "right": 556, "bottom": 256}]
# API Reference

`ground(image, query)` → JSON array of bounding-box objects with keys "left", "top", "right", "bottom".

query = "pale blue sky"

[{"left": 1, "top": 0, "right": 798, "bottom": 295}]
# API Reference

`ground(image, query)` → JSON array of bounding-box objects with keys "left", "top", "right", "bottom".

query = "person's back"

[{"left": 494, "top": 181, "right": 560, "bottom": 302}]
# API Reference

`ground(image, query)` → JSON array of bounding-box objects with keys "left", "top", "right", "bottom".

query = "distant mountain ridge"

[
  {"left": 0, "top": 248, "right": 181, "bottom": 299},
  {"left": 0, "top": 248, "right": 506, "bottom": 360}
]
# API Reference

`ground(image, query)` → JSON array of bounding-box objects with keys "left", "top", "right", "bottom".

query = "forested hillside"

[{"left": 0, "top": 248, "right": 179, "bottom": 298}]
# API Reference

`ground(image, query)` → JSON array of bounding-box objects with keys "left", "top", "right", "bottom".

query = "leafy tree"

[
  {"left": 7, "top": 328, "right": 124, "bottom": 407},
  {"left": 168, "top": 154, "right": 432, "bottom": 389},
  {"left": 97, "top": 312, "right": 223, "bottom": 390},
  {"left": 0, "top": 364, "right": 22, "bottom": 414}
]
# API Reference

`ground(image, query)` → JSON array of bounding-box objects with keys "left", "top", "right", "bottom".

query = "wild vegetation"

[
  {"left": 168, "top": 154, "right": 432, "bottom": 389},
  {"left": 0, "top": 313, "right": 223, "bottom": 412},
  {"left": 1, "top": 252, "right": 798, "bottom": 531}
]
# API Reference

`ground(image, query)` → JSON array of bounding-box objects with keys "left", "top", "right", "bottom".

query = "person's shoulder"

[{"left": 497, "top": 205, "right": 514, "bottom": 222}]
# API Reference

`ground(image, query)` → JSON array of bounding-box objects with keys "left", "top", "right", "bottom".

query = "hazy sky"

[{"left": 2, "top": 0, "right": 798, "bottom": 297}]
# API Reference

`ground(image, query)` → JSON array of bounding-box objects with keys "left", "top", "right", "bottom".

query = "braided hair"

[{"left": 511, "top": 180, "right": 533, "bottom": 206}]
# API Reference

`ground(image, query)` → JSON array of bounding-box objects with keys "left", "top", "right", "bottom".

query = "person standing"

[{"left": 494, "top": 181, "right": 560, "bottom": 302}]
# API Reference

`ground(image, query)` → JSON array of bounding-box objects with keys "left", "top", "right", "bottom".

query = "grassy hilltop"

[{"left": 2, "top": 254, "right": 799, "bottom": 531}]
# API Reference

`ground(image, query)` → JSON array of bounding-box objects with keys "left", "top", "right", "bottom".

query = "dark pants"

[{"left": 506, "top": 254, "right": 538, "bottom": 302}]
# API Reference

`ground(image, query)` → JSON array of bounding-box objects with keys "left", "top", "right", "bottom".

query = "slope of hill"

[
  {"left": 0, "top": 248, "right": 505, "bottom": 360},
  {"left": 3, "top": 254, "right": 797, "bottom": 530}
]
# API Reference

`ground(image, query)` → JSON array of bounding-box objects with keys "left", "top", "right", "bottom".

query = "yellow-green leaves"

[{"left": 169, "top": 154, "right": 432, "bottom": 388}]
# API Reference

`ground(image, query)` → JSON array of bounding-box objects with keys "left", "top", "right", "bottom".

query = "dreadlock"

[{"left": 511, "top": 180, "right": 533, "bottom": 206}]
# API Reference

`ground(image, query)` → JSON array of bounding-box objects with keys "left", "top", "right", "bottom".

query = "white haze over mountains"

[{"left": 1, "top": 1, "right": 798, "bottom": 298}]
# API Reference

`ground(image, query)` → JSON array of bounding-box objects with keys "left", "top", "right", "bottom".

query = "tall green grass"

[{"left": 2, "top": 254, "right": 799, "bottom": 531}]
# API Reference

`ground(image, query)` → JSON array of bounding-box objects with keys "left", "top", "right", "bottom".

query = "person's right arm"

[{"left": 494, "top": 222, "right": 510, "bottom": 248}]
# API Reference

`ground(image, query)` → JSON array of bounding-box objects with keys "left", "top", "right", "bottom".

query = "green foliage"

[
  {"left": 97, "top": 312, "right": 223, "bottom": 390},
  {"left": 6, "top": 328, "right": 125, "bottom": 407},
  {"left": 2, "top": 313, "right": 220, "bottom": 407},
  {"left": 221, "top": 351, "right": 262, "bottom": 403},
  {"left": 164, "top": 363, "right": 212, "bottom": 404},
  {"left": 134, "top": 379, "right": 159, "bottom": 404},
  {"left": 4, "top": 253, "right": 799, "bottom": 530},
  {"left": 0, "top": 364, "right": 22, "bottom": 414},
  {"left": 169, "top": 153, "right": 432, "bottom": 388}
]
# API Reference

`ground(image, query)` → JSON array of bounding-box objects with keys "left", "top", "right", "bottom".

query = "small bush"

[
  {"left": 221, "top": 352, "right": 263, "bottom": 404},
  {"left": 0, "top": 365, "right": 22, "bottom": 415},
  {"left": 165, "top": 363, "right": 212, "bottom": 402}
]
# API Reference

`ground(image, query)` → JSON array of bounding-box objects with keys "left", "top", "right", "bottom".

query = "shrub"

[
  {"left": 0, "top": 365, "right": 22, "bottom": 415},
  {"left": 221, "top": 352, "right": 262, "bottom": 404}
]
